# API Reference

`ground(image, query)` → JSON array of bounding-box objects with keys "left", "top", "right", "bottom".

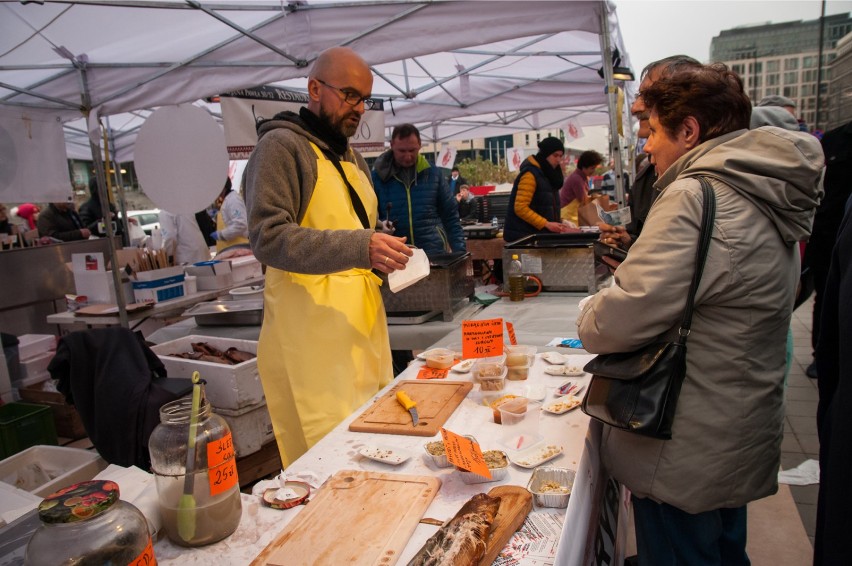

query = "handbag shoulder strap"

[
  {"left": 319, "top": 147, "right": 372, "bottom": 230},
  {"left": 678, "top": 177, "right": 716, "bottom": 344}
]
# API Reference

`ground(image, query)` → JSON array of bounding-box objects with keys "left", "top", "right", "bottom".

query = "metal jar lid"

[{"left": 38, "top": 480, "right": 120, "bottom": 524}]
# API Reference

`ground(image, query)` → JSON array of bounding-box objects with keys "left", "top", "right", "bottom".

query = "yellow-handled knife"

[{"left": 396, "top": 390, "right": 419, "bottom": 426}]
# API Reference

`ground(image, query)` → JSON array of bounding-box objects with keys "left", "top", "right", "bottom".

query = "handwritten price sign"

[
  {"left": 462, "top": 318, "right": 504, "bottom": 359},
  {"left": 417, "top": 367, "right": 449, "bottom": 380},
  {"left": 207, "top": 432, "right": 238, "bottom": 496},
  {"left": 440, "top": 428, "right": 491, "bottom": 479}
]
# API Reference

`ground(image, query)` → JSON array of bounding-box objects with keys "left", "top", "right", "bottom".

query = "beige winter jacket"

[{"left": 577, "top": 127, "right": 824, "bottom": 513}]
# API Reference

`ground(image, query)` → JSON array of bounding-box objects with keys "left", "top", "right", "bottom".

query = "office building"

[{"left": 711, "top": 13, "right": 852, "bottom": 130}]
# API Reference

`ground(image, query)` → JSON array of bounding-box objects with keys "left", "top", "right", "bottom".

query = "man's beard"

[{"left": 319, "top": 106, "right": 360, "bottom": 138}]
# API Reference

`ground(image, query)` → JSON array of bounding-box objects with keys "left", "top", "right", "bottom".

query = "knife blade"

[{"left": 396, "top": 390, "right": 419, "bottom": 426}]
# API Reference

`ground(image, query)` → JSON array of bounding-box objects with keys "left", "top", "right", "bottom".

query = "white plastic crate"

[
  {"left": 151, "top": 335, "right": 263, "bottom": 410},
  {"left": 0, "top": 445, "right": 108, "bottom": 498},
  {"left": 215, "top": 400, "right": 274, "bottom": 458}
]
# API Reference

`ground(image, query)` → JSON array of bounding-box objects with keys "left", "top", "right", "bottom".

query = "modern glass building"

[{"left": 710, "top": 13, "right": 852, "bottom": 130}]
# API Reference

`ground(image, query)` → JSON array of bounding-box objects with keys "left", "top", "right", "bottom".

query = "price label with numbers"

[
  {"left": 207, "top": 432, "right": 238, "bottom": 496},
  {"left": 462, "top": 318, "right": 504, "bottom": 359},
  {"left": 417, "top": 367, "right": 449, "bottom": 380}
]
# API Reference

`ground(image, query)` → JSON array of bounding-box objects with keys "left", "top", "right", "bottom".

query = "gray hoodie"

[{"left": 578, "top": 127, "right": 823, "bottom": 513}]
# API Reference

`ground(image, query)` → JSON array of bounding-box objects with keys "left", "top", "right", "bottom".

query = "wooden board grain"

[
  {"left": 349, "top": 380, "right": 473, "bottom": 437},
  {"left": 480, "top": 485, "right": 534, "bottom": 566},
  {"left": 251, "top": 470, "right": 441, "bottom": 566}
]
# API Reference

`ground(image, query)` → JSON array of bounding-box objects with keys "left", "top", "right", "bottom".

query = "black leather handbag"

[{"left": 581, "top": 178, "right": 716, "bottom": 439}]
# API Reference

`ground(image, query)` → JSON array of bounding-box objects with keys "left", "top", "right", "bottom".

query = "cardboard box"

[
  {"left": 226, "top": 256, "right": 262, "bottom": 283},
  {"left": 73, "top": 270, "right": 134, "bottom": 304},
  {"left": 17, "top": 381, "right": 87, "bottom": 440},
  {"left": 150, "top": 335, "right": 262, "bottom": 410},
  {"left": 186, "top": 261, "right": 233, "bottom": 290},
  {"left": 131, "top": 266, "right": 185, "bottom": 303},
  {"left": 0, "top": 445, "right": 107, "bottom": 497},
  {"left": 215, "top": 400, "right": 274, "bottom": 457}
]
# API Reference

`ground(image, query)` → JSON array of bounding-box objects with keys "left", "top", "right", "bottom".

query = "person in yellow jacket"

[
  {"left": 211, "top": 178, "right": 250, "bottom": 253},
  {"left": 244, "top": 47, "right": 413, "bottom": 467}
]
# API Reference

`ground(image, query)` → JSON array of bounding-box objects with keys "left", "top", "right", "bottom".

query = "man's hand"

[
  {"left": 597, "top": 221, "right": 631, "bottom": 248},
  {"left": 370, "top": 233, "right": 413, "bottom": 273},
  {"left": 544, "top": 221, "right": 571, "bottom": 233},
  {"left": 80, "top": 228, "right": 92, "bottom": 238}
]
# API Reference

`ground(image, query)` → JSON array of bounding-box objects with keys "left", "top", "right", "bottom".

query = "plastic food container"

[
  {"left": 527, "top": 467, "right": 576, "bottom": 508},
  {"left": 424, "top": 348, "right": 456, "bottom": 370},
  {"left": 477, "top": 366, "right": 508, "bottom": 391},
  {"left": 471, "top": 354, "right": 507, "bottom": 381},
  {"left": 505, "top": 345, "right": 537, "bottom": 381},
  {"left": 456, "top": 450, "right": 509, "bottom": 484}
]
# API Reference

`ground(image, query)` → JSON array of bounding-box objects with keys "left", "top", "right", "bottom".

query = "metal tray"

[
  {"left": 183, "top": 299, "right": 263, "bottom": 326},
  {"left": 504, "top": 233, "right": 599, "bottom": 248}
]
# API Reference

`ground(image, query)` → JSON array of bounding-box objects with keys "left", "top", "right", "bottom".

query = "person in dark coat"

[
  {"left": 372, "top": 123, "right": 466, "bottom": 255},
  {"left": 447, "top": 167, "right": 468, "bottom": 195},
  {"left": 37, "top": 202, "right": 91, "bottom": 241},
  {"left": 814, "top": 197, "right": 852, "bottom": 565},
  {"left": 80, "top": 178, "right": 123, "bottom": 236},
  {"left": 502, "top": 136, "right": 572, "bottom": 242}
]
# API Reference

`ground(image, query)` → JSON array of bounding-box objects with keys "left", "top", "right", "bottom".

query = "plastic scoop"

[{"left": 178, "top": 371, "right": 202, "bottom": 542}]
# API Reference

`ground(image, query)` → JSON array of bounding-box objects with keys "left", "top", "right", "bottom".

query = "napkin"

[
  {"left": 93, "top": 464, "right": 161, "bottom": 536},
  {"left": 388, "top": 248, "right": 430, "bottom": 293}
]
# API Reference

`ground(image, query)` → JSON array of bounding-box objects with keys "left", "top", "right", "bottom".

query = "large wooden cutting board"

[
  {"left": 349, "top": 380, "right": 473, "bottom": 437},
  {"left": 251, "top": 470, "right": 441, "bottom": 566}
]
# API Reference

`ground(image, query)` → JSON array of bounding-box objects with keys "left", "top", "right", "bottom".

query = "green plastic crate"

[{"left": 0, "top": 402, "right": 58, "bottom": 460}]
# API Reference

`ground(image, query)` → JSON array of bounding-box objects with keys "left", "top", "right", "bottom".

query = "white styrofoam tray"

[
  {"left": 0, "top": 445, "right": 108, "bottom": 498},
  {"left": 151, "top": 335, "right": 263, "bottom": 410},
  {"left": 216, "top": 400, "right": 274, "bottom": 458},
  {"left": 16, "top": 335, "right": 55, "bottom": 362}
]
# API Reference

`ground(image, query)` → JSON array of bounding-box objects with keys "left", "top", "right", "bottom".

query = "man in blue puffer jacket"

[{"left": 372, "top": 124, "right": 466, "bottom": 256}]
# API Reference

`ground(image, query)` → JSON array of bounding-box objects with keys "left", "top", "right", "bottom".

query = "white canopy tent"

[{"left": 1, "top": 0, "right": 633, "bottom": 326}]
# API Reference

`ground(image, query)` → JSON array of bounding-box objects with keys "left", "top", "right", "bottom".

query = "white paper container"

[
  {"left": 215, "top": 400, "right": 274, "bottom": 458},
  {"left": 0, "top": 445, "right": 108, "bottom": 498},
  {"left": 151, "top": 335, "right": 263, "bottom": 410},
  {"left": 527, "top": 467, "right": 576, "bottom": 508}
]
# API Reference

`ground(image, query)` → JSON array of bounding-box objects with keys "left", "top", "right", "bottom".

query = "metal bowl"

[{"left": 527, "top": 467, "right": 576, "bottom": 508}]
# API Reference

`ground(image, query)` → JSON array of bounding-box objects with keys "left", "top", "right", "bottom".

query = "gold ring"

[{"left": 383, "top": 256, "right": 389, "bottom": 264}]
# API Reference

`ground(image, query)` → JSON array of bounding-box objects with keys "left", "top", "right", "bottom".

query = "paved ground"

[{"left": 785, "top": 295, "right": 820, "bottom": 547}]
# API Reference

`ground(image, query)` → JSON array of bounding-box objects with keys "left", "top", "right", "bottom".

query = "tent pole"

[
  {"left": 598, "top": 4, "right": 626, "bottom": 207},
  {"left": 105, "top": 116, "right": 130, "bottom": 245},
  {"left": 80, "top": 69, "right": 129, "bottom": 328}
]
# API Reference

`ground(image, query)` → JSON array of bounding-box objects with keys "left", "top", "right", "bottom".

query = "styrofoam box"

[
  {"left": 226, "top": 256, "right": 262, "bottom": 283},
  {"left": 0, "top": 479, "right": 42, "bottom": 523},
  {"left": 18, "top": 351, "right": 53, "bottom": 380},
  {"left": 17, "top": 335, "right": 55, "bottom": 362},
  {"left": 151, "top": 335, "right": 263, "bottom": 410},
  {"left": 215, "top": 400, "right": 274, "bottom": 458},
  {"left": 0, "top": 445, "right": 108, "bottom": 498}
]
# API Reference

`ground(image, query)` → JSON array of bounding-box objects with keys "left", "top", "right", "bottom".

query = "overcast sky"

[{"left": 614, "top": 0, "right": 852, "bottom": 75}]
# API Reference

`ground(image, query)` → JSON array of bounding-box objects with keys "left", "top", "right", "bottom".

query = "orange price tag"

[
  {"left": 440, "top": 428, "right": 491, "bottom": 479},
  {"left": 506, "top": 321, "right": 517, "bottom": 345},
  {"left": 207, "top": 432, "right": 238, "bottom": 496},
  {"left": 417, "top": 367, "right": 449, "bottom": 379},
  {"left": 462, "top": 318, "right": 504, "bottom": 359},
  {"left": 129, "top": 536, "right": 155, "bottom": 566}
]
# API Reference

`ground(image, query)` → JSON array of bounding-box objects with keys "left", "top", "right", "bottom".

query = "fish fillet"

[{"left": 407, "top": 493, "right": 501, "bottom": 566}]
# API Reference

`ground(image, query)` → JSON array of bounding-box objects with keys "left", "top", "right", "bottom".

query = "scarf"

[
  {"left": 536, "top": 152, "right": 565, "bottom": 191},
  {"left": 299, "top": 107, "right": 349, "bottom": 156}
]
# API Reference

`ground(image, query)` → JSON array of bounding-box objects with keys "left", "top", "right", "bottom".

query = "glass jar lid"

[{"left": 38, "top": 480, "right": 120, "bottom": 524}]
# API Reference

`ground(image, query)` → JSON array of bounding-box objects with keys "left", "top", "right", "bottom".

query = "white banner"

[
  {"left": 507, "top": 147, "right": 524, "bottom": 172},
  {"left": 563, "top": 119, "right": 585, "bottom": 142},
  {"left": 0, "top": 106, "right": 72, "bottom": 202},
  {"left": 436, "top": 146, "right": 457, "bottom": 170},
  {"left": 220, "top": 86, "right": 385, "bottom": 159}
]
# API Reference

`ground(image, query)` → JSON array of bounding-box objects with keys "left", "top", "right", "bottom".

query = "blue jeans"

[{"left": 632, "top": 495, "right": 750, "bottom": 566}]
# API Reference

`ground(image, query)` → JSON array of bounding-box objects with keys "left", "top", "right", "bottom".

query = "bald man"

[{"left": 244, "top": 47, "right": 413, "bottom": 466}]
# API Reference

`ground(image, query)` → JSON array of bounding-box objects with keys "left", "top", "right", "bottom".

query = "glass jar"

[
  {"left": 148, "top": 396, "right": 242, "bottom": 547},
  {"left": 25, "top": 480, "right": 155, "bottom": 565}
]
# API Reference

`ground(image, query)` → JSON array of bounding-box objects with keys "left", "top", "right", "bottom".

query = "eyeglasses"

[{"left": 315, "top": 78, "right": 378, "bottom": 110}]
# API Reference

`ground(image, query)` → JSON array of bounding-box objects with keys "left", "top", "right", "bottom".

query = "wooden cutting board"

[
  {"left": 480, "top": 485, "right": 534, "bottom": 565},
  {"left": 349, "top": 380, "right": 473, "bottom": 437},
  {"left": 251, "top": 470, "right": 441, "bottom": 566}
]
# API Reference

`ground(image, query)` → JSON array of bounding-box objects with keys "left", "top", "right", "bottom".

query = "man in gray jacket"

[
  {"left": 578, "top": 63, "right": 823, "bottom": 564},
  {"left": 244, "top": 47, "right": 412, "bottom": 467}
]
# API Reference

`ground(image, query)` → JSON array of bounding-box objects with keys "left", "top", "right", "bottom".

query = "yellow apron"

[
  {"left": 215, "top": 209, "right": 250, "bottom": 253},
  {"left": 258, "top": 143, "right": 393, "bottom": 467}
]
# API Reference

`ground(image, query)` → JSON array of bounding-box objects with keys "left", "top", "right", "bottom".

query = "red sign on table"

[{"left": 462, "top": 318, "right": 504, "bottom": 359}]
